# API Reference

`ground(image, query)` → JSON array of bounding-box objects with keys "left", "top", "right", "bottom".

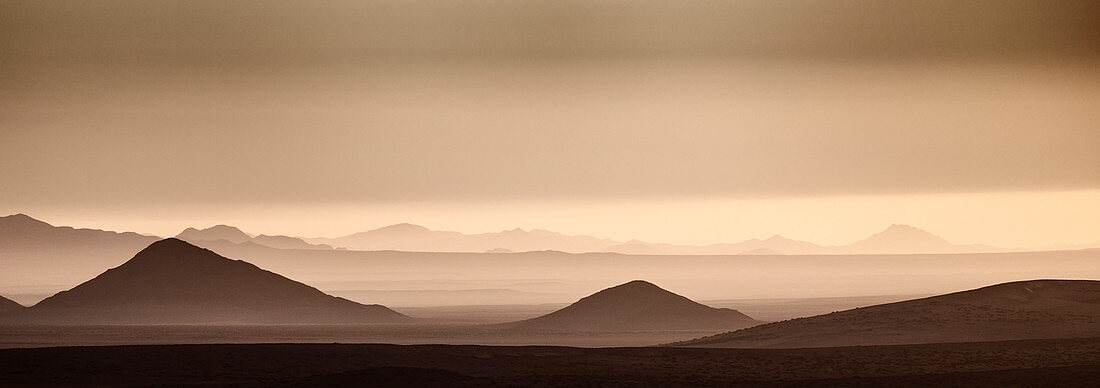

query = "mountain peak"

[
  {"left": 614, "top": 279, "right": 660, "bottom": 289},
  {"left": 176, "top": 225, "right": 251, "bottom": 244},
  {"left": 372, "top": 223, "right": 431, "bottom": 233},
  {"left": 117, "top": 238, "right": 245, "bottom": 270},
  {"left": 885, "top": 223, "right": 923, "bottom": 232},
  {"left": 872, "top": 224, "right": 947, "bottom": 241},
  {"left": 507, "top": 280, "right": 759, "bottom": 331},
  {"left": 18, "top": 238, "right": 409, "bottom": 324},
  {"left": 580, "top": 280, "right": 686, "bottom": 303},
  {"left": 840, "top": 224, "right": 954, "bottom": 254},
  {"left": 0, "top": 213, "right": 52, "bottom": 228}
]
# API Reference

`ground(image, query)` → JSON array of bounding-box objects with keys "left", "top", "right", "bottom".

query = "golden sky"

[{"left": 2, "top": 0, "right": 1097, "bottom": 247}]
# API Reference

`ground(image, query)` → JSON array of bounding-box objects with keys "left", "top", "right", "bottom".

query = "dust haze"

[{"left": 2, "top": 1, "right": 1099, "bottom": 386}]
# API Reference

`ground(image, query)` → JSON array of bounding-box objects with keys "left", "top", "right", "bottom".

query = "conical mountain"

[
  {"left": 838, "top": 224, "right": 995, "bottom": 254},
  {"left": 676, "top": 279, "right": 1100, "bottom": 348},
  {"left": 4, "top": 238, "right": 409, "bottom": 324},
  {"left": 0, "top": 295, "right": 23, "bottom": 313},
  {"left": 504, "top": 280, "right": 760, "bottom": 331}
]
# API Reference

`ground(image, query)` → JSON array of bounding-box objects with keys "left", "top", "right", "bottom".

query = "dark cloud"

[{"left": 2, "top": 0, "right": 1098, "bottom": 206}]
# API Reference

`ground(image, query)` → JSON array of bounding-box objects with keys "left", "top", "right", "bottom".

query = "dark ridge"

[{"left": 674, "top": 279, "right": 1100, "bottom": 348}]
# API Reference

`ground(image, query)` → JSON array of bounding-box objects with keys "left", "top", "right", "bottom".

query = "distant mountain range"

[
  {"left": 0, "top": 238, "right": 408, "bottom": 324},
  {"left": 674, "top": 279, "right": 1100, "bottom": 348},
  {"left": 0, "top": 213, "right": 160, "bottom": 288},
  {"left": 5, "top": 213, "right": 1091, "bottom": 263},
  {"left": 177, "top": 225, "right": 333, "bottom": 250},
  {"left": 306, "top": 223, "right": 618, "bottom": 253},
  {"left": 503, "top": 280, "right": 761, "bottom": 331},
  {"left": 0, "top": 215, "right": 340, "bottom": 289},
  {"left": 308, "top": 222, "right": 1005, "bottom": 255}
]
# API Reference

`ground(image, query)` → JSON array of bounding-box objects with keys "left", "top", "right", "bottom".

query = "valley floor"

[
  {"left": 0, "top": 324, "right": 723, "bottom": 348},
  {"left": 1, "top": 337, "right": 1099, "bottom": 387}
]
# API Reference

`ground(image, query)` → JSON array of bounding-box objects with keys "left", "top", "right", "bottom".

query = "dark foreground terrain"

[{"left": 2, "top": 337, "right": 1100, "bottom": 387}]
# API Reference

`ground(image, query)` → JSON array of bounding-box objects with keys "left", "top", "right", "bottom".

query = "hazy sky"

[{"left": 2, "top": 0, "right": 1098, "bottom": 246}]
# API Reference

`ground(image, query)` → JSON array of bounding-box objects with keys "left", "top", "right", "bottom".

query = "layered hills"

[
  {"left": 309, "top": 224, "right": 617, "bottom": 253},
  {"left": 307, "top": 222, "right": 1004, "bottom": 255},
  {"left": 0, "top": 214, "right": 160, "bottom": 287},
  {"left": 177, "top": 225, "right": 332, "bottom": 250}
]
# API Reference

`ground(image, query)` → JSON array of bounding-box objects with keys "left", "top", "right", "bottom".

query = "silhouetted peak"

[
  {"left": 886, "top": 224, "right": 921, "bottom": 232},
  {"left": 176, "top": 225, "right": 252, "bottom": 244},
  {"left": 619, "top": 279, "right": 658, "bottom": 288},
  {"left": 587, "top": 280, "right": 669, "bottom": 298},
  {"left": 870, "top": 224, "right": 946, "bottom": 241},
  {"left": 209, "top": 225, "right": 247, "bottom": 234},
  {"left": 511, "top": 279, "right": 758, "bottom": 331},
  {"left": 123, "top": 238, "right": 236, "bottom": 269},
  {"left": 0, "top": 213, "right": 52, "bottom": 228},
  {"left": 138, "top": 237, "right": 209, "bottom": 253},
  {"left": 372, "top": 223, "right": 431, "bottom": 233},
  {"left": 23, "top": 237, "right": 411, "bottom": 324}
]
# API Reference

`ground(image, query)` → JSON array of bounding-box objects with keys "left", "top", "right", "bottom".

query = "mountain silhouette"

[
  {"left": 0, "top": 295, "right": 23, "bottom": 313},
  {"left": 0, "top": 213, "right": 160, "bottom": 288},
  {"left": 2, "top": 238, "right": 409, "bottom": 324},
  {"left": 837, "top": 224, "right": 993, "bottom": 254},
  {"left": 675, "top": 279, "right": 1100, "bottom": 348},
  {"left": 178, "top": 225, "right": 331, "bottom": 250},
  {"left": 177, "top": 225, "right": 252, "bottom": 244},
  {"left": 302, "top": 221, "right": 1013, "bottom": 254},
  {"left": 503, "top": 280, "right": 760, "bottom": 331},
  {"left": 311, "top": 224, "right": 618, "bottom": 253}
]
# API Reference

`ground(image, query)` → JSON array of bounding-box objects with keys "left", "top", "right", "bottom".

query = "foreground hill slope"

[
  {"left": 675, "top": 279, "right": 1100, "bottom": 348},
  {"left": 504, "top": 280, "right": 761, "bottom": 331},
  {"left": 2, "top": 239, "right": 409, "bottom": 324},
  {"left": 0, "top": 295, "right": 23, "bottom": 313}
]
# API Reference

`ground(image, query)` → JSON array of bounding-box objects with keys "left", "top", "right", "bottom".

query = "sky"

[{"left": 2, "top": 0, "right": 1098, "bottom": 247}]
